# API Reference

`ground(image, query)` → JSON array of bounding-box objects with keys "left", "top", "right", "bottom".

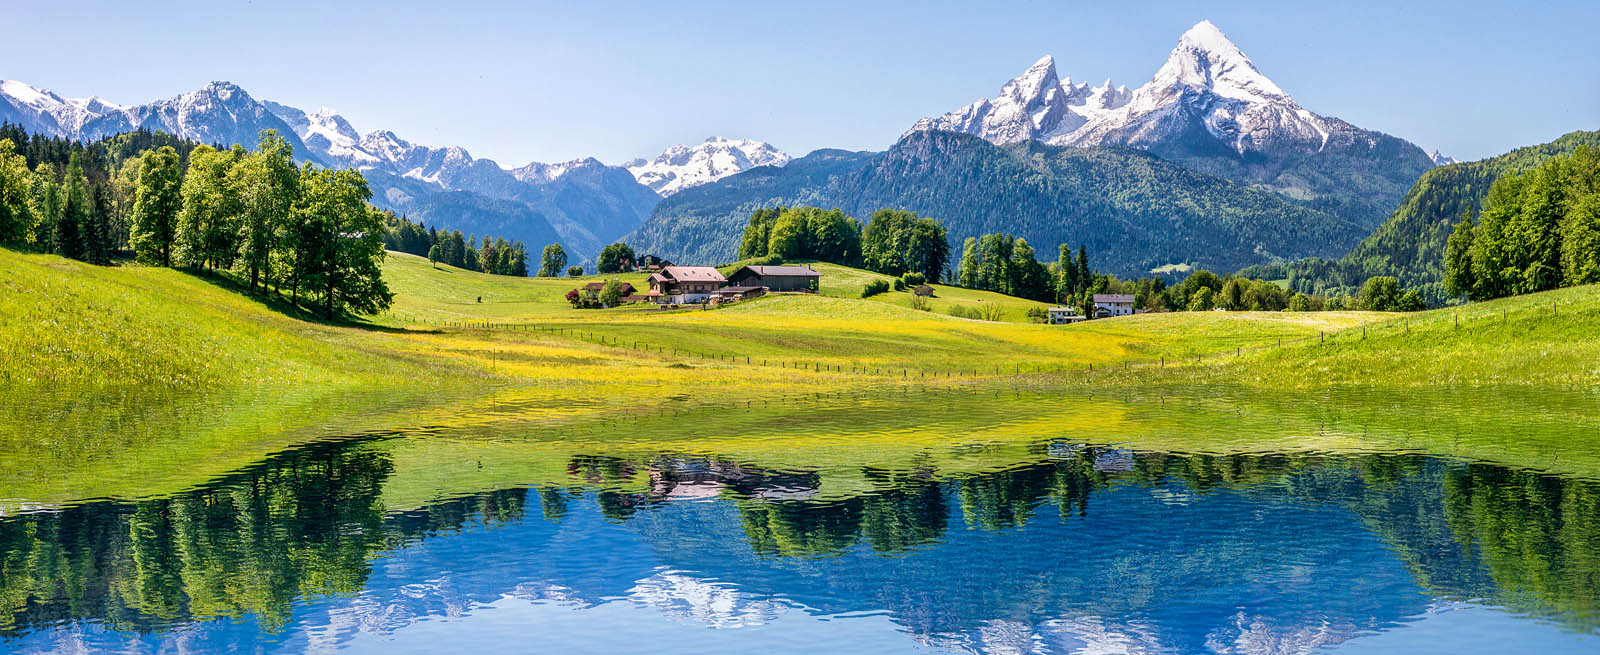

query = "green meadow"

[{"left": 6, "top": 245, "right": 1600, "bottom": 504}]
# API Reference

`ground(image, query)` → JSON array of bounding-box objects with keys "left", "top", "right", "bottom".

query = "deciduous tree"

[{"left": 130, "top": 146, "right": 182, "bottom": 266}]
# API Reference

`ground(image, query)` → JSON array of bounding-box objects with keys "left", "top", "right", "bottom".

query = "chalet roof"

[
  {"left": 662, "top": 266, "right": 726, "bottom": 282},
  {"left": 735, "top": 265, "right": 822, "bottom": 278},
  {"left": 1093, "top": 294, "right": 1135, "bottom": 304}
]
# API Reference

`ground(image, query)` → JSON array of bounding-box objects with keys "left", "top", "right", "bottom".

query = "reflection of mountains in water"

[{"left": 1, "top": 438, "right": 1596, "bottom": 653}]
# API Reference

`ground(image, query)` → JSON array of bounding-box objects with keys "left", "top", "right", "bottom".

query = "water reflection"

[{"left": 1, "top": 429, "right": 1597, "bottom": 653}]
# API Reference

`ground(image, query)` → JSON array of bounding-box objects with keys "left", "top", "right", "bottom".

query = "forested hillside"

[
  {"left": 1240, "top": 130, "right": 1600, "bottom": 298},
  {"left": 630, "top": 131, "right": 1364, "bottom": 276}
]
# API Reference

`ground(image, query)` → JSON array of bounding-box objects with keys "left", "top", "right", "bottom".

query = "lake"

[{"left": 1, "top": 386, "right": 1597, "bottom": 654}]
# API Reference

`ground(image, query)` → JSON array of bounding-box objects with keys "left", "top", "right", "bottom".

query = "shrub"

[
  {"left": 1025, "top": 306, "right": 1047, "bottom": 323},
  {"left": 909, "top": 295, "right": 931, "bottom": 312},
  {"left": 893, "top": 278, "right": 906, "bottom": 291},
  {"left": 599, "top": 279, "right": 624, "bottom": 307},
  {"left": 566, "top": 265, "right": 584, "bottom": 277},
  {"left": 901, "top": 271, "right": 926, "bottom": 287},
  {"left": 862, "top": 280, "right": 890, "bottom": 298},
  {"left": 947, "top": 305, "right": 971, "bottom": 319},
  {"left": 976, "top": 302, "right": 1005, "bottom": 322},
  {"left": 1397, "top": 289, "right": 1426, "bottom": 312}
]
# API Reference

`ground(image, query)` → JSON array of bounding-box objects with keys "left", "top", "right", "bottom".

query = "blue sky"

[{"left": 11, "top": 1, "right": 1598, "bottom": 165}]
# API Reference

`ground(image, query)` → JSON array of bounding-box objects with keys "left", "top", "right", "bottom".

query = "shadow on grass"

[{"left": 176, "top": 267, "right": 422, "bottom": 334}]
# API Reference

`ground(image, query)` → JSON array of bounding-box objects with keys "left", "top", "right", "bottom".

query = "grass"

[
  {"left": 0, "top": 252, "right": 480, "bottom": 389},
  {"left": 1084, "top": 283, "right": 1600, "bottom": 389},
  {"left": 9, "top": 245, "right": 1600, "bottom": 503}
]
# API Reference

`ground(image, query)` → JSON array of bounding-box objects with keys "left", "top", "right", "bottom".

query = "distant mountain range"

[
  {"left": 631, "top": 130, "right": 1367, "bottom": 277},
  {"left": 906, "top": 20, "right": 1436, "bottom": 230},
  {"left": 4, "top": 20, "right": 1463, "bottom": 275},
  {"left": 0, "top": 79, "right": 789, "bottom": 262},
  {"left": 633, "top": 21, "right": 1443, "bottom": 273},
  {"left": 626, "top": 137, "right": 790, "bottom": 197}
]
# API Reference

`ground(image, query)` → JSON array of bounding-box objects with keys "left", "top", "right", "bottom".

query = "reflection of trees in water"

[
  {"left": 1441, "top": 464, "right": 1600, "bottom": 627},
  {"left": 0, "top": 441, "right": 528, "bottom": 635},
  {"left": 562, "top": 447, "right": 1600, "bottom": 631},
  {"left": 5, "top": 443, "right": 1597, "bottom": 639}
]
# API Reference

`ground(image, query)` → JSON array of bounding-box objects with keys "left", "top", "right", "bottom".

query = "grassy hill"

[
  {"left": 8, "top": 245, "right": 1600, "bottom": 503},
  {"left": 1091, "top": 282, "right": 1600, "bottom": 389}
]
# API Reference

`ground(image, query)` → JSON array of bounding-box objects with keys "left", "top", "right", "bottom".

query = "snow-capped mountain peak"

[
  {"left": 1152, "top": 19, "right": 1288, "bottom": 104},
  {"left": 627, "top": 137, "right": 791, "bottom": 196},
  {"left": 1004, "top": 55, "right": 1062, "bottom": 103},
  {"left": 0, "top": 79, "right": 60, "bottom": 109},
  {"left": 909, "top": 20, "right": 1352, "bottom": 158},
  {"left": 1429, "top": 149, "right": 1458, "bottom": 166}
]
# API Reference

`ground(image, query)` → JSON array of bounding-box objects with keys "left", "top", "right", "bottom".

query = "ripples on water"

[{"left": 1, "top": 387, "right": 1598, "bottom": 654}]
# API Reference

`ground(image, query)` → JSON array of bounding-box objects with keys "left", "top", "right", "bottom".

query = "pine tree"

[
  {"left": 1074, "top": 246, "right": 1090, "bottom": 295},
  {"left": 1442, "top": 212, "right": 1476, "bottom": 297},
  {"left": 56, "top": 153, "right": 93, "bottom": 261}
]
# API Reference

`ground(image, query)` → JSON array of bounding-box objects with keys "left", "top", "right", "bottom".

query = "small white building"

[
  {"left": 1046, "top": 306, "right": 1086, "bottom": 324},
  {"left": 1092, "top": 294, "right": 1136, "bottom": 318}
]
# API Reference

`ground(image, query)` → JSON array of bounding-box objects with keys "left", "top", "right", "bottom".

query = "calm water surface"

[{"left": 1, "top": 388, "right": 1597, "bottom": 654}]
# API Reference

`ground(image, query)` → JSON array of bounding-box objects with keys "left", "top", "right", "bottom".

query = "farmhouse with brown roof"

[
  {"left": 649, "top": 266, "right": 727, "bottom": 304},
  {"left": 726, "top": 265, "right": 822, "bottom": 293}
]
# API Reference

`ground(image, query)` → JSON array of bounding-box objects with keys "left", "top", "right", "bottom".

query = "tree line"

[
  {"left": 945, "top": 230, "right": 1420, "bottom": 314},
  {"left": 0, "top": 126, "right": 393, "bottom": 318},
  {"left": 736, "top": 206, "right": 949, "bottom": 280},
  {"left": 384, "top": 212, "right": 530, "bottom": 277},
  {"left": 1444, "top": 146, "right": 1600, "bottom": 301},
  {"left": 0, "top": 125, "right": 202, "bottom": 265}
]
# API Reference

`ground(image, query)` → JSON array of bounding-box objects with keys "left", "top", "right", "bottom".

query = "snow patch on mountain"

[
  {"left": 627, "top": 137, "right": 791, "bottom": 196},
  {"left": 908, "top": 20, "right": 1373, "bottom": 160},
  {"left": 508, "top": 157, "right": 605, "bottom": 184},
  {"left": 909, "top": 55, "right": 1132, "bottom": 145},
  {"left": 1429, "top": 149, "right": 1458, "bottom": 166}
]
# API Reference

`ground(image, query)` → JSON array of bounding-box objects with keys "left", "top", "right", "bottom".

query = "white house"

[
  {"left": 1047, "top": 306, "right": 1086, "bottom": 324},
  {"left": 1092, "top": 294, "right": 1136, "bottom": 318}
]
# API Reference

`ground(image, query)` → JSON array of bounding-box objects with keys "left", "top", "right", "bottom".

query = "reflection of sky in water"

[{"left": 8, "top": 454, "right": 1597, "bottom": 655}]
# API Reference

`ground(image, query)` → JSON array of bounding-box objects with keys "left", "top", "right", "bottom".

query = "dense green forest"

[
  {"left": 631, "top": 131, "right": 1366, "bottom": 276},
  {"left": 1239, "top": 130, "right": 1600, "bottom": 301},
  {"left": 381, "top": 212, "right": 529, "bottom": 276},
  {"left": 1444, "top": 146, "right": 1600, "bottom": 300},
  {"left": 0, "top": 126, "right": 392, "bottom": 318},
  {"left": 734, "top": 206, "right": 949, "bottom": 280},
  {"left": 0, "top": 124, "right": 541, "bottom": 318}
]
